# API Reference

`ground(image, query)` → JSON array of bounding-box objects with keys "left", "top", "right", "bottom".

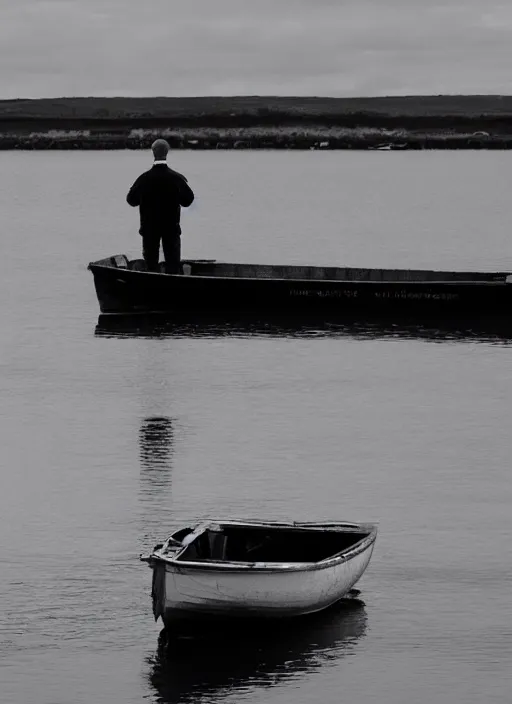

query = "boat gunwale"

[
  {"left": 87, "top": 262, "right": 509, "bottom": 286},
  {"left": 146, "top": 519, "right": 378, "bottom": 573}
]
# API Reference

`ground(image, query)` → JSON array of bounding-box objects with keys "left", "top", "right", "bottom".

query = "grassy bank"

[{"left": 1, "top": 95, "right": 512, "bottom": 149}]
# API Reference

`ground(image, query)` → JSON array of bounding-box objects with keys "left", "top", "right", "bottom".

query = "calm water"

[{"left": 1, "top": 151, "right": 511, "bottom": 704}]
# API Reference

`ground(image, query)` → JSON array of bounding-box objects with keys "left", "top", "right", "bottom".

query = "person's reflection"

[
  {"left": 139, "top": 416, "right": 174, "bottom": 493},
  {"left": 147, "top": 599, "right": 367, "bottom": 704},
  {"left": 139, "top": 416, "right": 177, "bottom": 551}
]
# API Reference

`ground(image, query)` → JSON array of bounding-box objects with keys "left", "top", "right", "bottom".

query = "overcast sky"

[{"left": 1, "top": 0, "right": 512, "bottom": 98}]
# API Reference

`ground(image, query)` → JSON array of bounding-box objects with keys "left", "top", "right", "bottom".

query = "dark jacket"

[{"left": 126, "top": 164, "right": 194, "bottom": 236}]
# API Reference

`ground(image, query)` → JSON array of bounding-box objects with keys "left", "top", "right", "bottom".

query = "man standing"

[{"left": 127, "top": 139, "right": 194, "bottom": 273}]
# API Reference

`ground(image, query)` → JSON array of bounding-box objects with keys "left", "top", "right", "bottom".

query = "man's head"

[{"left": 151, "top": 139, "right": 170, "bottom": 161}]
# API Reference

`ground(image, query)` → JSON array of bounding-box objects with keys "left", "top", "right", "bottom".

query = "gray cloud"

[{"left": 0, "top": 0, "right": 511, "bottom": 97}]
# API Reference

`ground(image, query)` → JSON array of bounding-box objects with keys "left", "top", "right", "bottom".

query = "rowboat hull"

[
  {"left": 156, "top": 541, "right": 374, "bottom": 626},
  {"left": 88, "top": 254, "right": 512, "bottom": 318},
  {"left": 143, "top": 520, "right": 377, "bottom": 626}
]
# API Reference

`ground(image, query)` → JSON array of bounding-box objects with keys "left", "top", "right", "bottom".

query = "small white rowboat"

[{"left": 141, "top": 519, "right": 377, "bottom": 626}]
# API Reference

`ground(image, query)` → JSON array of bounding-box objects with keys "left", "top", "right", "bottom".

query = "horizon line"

[{"left": 1, "top": 93, "right": 512, "bottom": 102}]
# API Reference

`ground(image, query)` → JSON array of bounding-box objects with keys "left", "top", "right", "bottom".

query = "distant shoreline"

[{"left": 1, "top": 95, "right": 512, "bottom": 149}]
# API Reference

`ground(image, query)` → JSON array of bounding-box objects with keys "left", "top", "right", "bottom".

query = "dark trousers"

[{"left": 142, "top": 233, "right": 181, "bottom": 274}]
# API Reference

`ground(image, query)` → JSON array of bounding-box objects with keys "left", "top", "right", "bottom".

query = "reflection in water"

[
  {"left": 148, "top": 600, "right": 367, "bottom": 704},
  {"left": 139, "top": 416, "right": 174, "bottom": 493},
  {"left": 139, "top": 416, "right": 176, "bottom": 542},
  {"left": 96, "top": 312, "right": 512, "bottom": 344}
]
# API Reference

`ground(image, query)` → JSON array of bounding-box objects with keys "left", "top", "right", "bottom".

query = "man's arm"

[
  {"left": 126, "top": 176, "right": 142, "bottom": 206},
  {"left": 168, "top": 168, "right": 195, "bottom": 208},
  {"left": 178, "top": 179, "right": 195, "bottom": 208}
]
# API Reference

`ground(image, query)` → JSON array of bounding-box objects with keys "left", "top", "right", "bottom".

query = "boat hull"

[
  {"left": 157, "top": 541, "right": 374, "bottom": 626},
  {"left": 144, "top": 520, "right": 378, "bottom": 625},
  {"left": 89, "top": 256, "right": 512, "bottom": 318}
]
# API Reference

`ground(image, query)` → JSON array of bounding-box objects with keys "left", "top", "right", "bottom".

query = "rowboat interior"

[
  {"left": 93, "top": 255, "right": 510, "bottom": 283},
  {"left": 167, "top": 523, "right": 372, "bottom": 563}
]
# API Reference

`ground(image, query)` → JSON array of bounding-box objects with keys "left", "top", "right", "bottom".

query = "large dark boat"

[{"left": 88, "top": 254, "right": 512, "bottom": 317}]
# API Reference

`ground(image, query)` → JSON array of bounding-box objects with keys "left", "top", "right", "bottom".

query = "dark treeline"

[
  {"left": 1, "top": 95, "right": 512, "bottom": 149},
  {"left": 4, "top": 94, "right": 512, "bottom": 117},
  {"left": 1, "top": 113, "right": 512, "bottom": 132}
]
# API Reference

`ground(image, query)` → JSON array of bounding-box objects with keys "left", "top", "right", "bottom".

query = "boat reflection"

[
  {"left": 147, "top": 599, "right": 367, "bottom": 704},
  {"left": 96, "top": 312, "right": 512, "bottom": 344}
]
